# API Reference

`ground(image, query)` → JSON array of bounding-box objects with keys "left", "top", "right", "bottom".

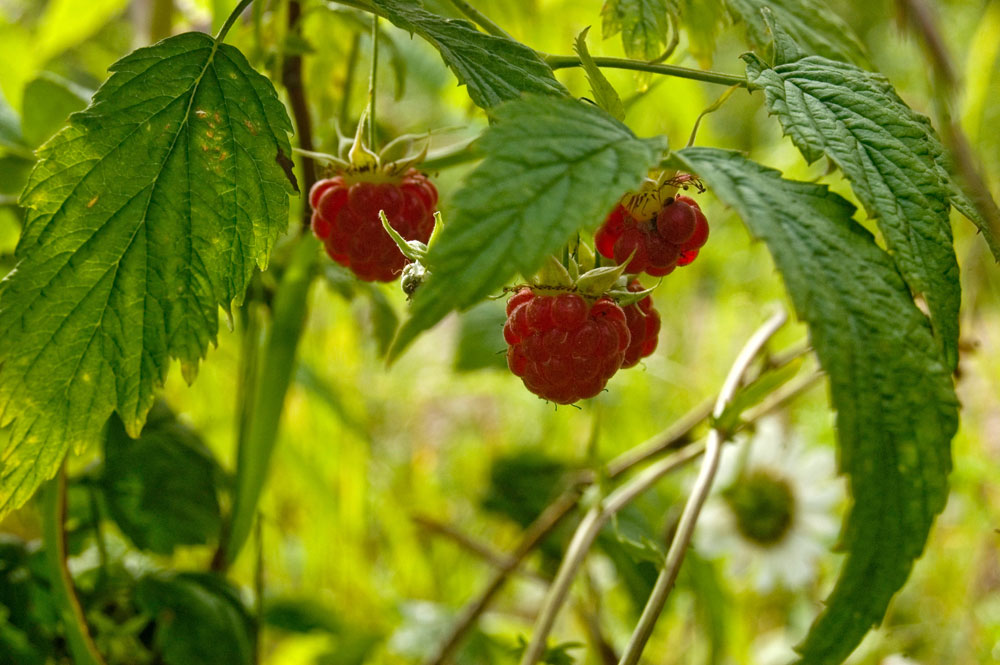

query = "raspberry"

[
  {"left": 621, "top": 280, "right": 661, "bottom": 368},
  {"left": 595, "top": 193, "right": 709, "bottom": 276},
  {"left": 504, "top": 288, "right": 630, "bottom": 404},
  {"left": 309, "top": 168, "right": 438, "bottom": 282}
]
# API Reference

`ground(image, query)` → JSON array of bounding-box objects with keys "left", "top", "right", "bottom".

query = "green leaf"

[
  {"left": 725, "top": 0, "right": 869, "bottom": 65},
  {"left": 369, "top": 0, "right": 568, "bottom": 109},
  {"left": 102, "top": 401, "right": 223, "bottom": 555},
  {"left": 0, "top": 32, "right": 296, "bottom": 520},
  {"left": 601, "top": 0, "right": 674, "bottom": 61},
  {"left": 136, "top": 572, "right": 253, "bottom": 665},
  {"left": 389, "top": 96, "right": 666, "bottom": 359},
  {"left": 263, "top": 596, "right": 343, "bottom": 634},
  {"left": 673, "top": 147, "right": 957, "bottom": 665},
  {"left": 21, "top": 73, "right": 91, "bottom": 148},
  {"left": 745, "top": 40, "right": 960, "bottom": 368},
  {"left": 574, "top": 27, "right": 625, "bottom": 122},
  {"left": 453, "top": 301, "right": 508, "bottom": 372}
]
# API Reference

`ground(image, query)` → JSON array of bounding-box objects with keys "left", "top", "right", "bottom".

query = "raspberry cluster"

[
  {"left": 595, "top": 195, "right": 708, "bottom": 276},
  {"left": 504, "top": 288, "right": 631, "bottom": 404},
  {"left": 309, "top": 169, "right": 438, "bottom": 282},
  {"left": 621, "top": 280, "right": 661, "bottom": 369}
]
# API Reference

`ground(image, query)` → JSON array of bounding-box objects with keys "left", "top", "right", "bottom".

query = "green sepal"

[{"left": 379, "top": 210, "right": 428, "bottom": 262}]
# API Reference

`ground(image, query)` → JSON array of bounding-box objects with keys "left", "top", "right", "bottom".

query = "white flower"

[{"left": 695, "top": 415, "right": 843, "bottom": 593}]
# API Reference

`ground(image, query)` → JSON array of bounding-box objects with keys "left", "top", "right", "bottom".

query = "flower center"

[{"left": 722, "top": 469, "right": 795, "bottom": 546}]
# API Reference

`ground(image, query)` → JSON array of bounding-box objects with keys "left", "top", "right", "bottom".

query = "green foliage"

[
  {"left": 574, "top": 27, "right": 625, "bottom": 122},
  {"left": 21, "top": 73, "right": 90, "bottom": 147},
  {"left": 102, "top": 401, "right": 223, "bottom": 555},
  {"left": 0, "top": 32, "right": 295, "bottom": 520},
  {"left": 390, "top": 95, "right": 666, "bottom": 359},
  {"left": 674, "top": 147, "right": 958, "bottom": 665},
  {"left": 726, "top": 0, "right": 869, "bottom": 65},
  {"left": 601, "top": 0, "right": 675, "bottom": 61},
  {"left": 453, "top": 301, "right": 508, "bottom": 372},
  {"left": 745, "top": 28, "right": 961, "bottom": 368},
  {"left": 369, "top": 0, "right": 568, "bottom": 109},
  {"left": 135, "top": 572, "right": 253, "bottom": 665}
]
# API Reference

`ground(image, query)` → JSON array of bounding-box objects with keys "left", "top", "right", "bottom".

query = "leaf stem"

[
  {"left": 616, "top": 307, "right": 788, "bottom": 665},
  {"left": 544, "top": 54, "right": 747, "bottom": 88},
  {"left": 368, "top": 14, "right": 379, "bottom": 150},
  {"left": 42, "top": 465, "right": 106, "bottom": 665},
  {"left": 215, "top": 0, "right": 254, "bottom": 43},
  {"left": 447, "top": 0, "right": 512, "bottom": 39}
]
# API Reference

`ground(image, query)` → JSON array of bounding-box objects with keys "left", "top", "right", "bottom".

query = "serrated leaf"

[
  {"left": 726, "top": 0, "right": 869, "bottom": 65},
  {"left": 745, "top": 41, "right": 960, "bottom": 368},
  {"left": 136, "top": 572, "right": 252, "bottom": 665},
  {"left": 389, "top": 96, "right": 666, "bottom": 359},
  {"left": 21, "top": 73, "right": 91, "bottom": 147},
  {"left": 0, "top": 32, "right": 296, "bottom": 520},
  {"left": 102, "top": 401, "right": 223, "bottom": 555},
  {"left": 674, "top": 147, "right": 957, "bottom": 665},
  {"left": 601, "top": 0, "right": 674, "bottom": 61},
  {"left": 370, "top": 0, "right": 567, "bottom": 109},
  {"left": 574, "top": 28, "right": 625, "bottom": 122}
]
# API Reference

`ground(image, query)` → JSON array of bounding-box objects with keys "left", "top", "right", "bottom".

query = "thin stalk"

[
  {"left": 340, "top": 32, "right": 363, "bottom": 129},
  {"left": 616, "top": 308, "right": 788, "bottom": 665},
  {"left": 215, "top": 0, "right": 254, "bottom": 43},
  {"left": 447, "top": 0, "right": 512, "bottom": 39},
  {"left": 544, "top": 54, "right": 746, "bottom": 88},
  {"left": 42, "top": 465, "right": 106, "bottom": 665},
  {"left": 368, "top": 14, "right": 379, "bottom": 150},
  {"left": 517, "top": 445, "right": 704, "bottom": 665}
]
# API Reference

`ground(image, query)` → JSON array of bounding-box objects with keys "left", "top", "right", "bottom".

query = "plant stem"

[
  {"left": 42, "top": 465, "right": 106, "bottom": 665},
  {"left": 518, "top": 445, "right": 705, "bottom": 665},
  {"left": 216, "top": 236, "right": 318, "bottom": 569},
  {"left": 447, "top": 0, "right": 512, "bottom": 39},
  {"left": 215, "top": 0, "right": 254, "bottom": 43},
  {"left": 616, "top": 308, "right": 788, "bottom": 665},
  {"left": 544, "top": 54, "right": 747, "bottom": 88},
  {"left": 340, "top": 31, "right": 363, "bottom": 130},
  {"left": 282, "top": 0, "right": 317, "bottom": 226},
  {"left": 368, "top": 14, "right": 379, "bottom": 150}
]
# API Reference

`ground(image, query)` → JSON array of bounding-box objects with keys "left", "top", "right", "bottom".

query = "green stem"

[
  {"left": 544, "top": 54, "right": 746, "bottom": 88},
  {"left": 215, "top": 0, "right": 254, "bottom": 43},
  {"left": 217, "top": 236, "right": 318, "bottom": 569},
  {"left": 368, "top": 14, "right": 379, "bottom": 150},
  {"left": 447, "top": 0, "right": 512, "bottom": 39},
  {"left": 42, "top": 465, "right": 106, "bottom": 665}
]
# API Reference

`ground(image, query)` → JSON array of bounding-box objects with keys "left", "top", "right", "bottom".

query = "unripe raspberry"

[
  {"left": 309, "top": 168, "right": 438, "bottom": 282},
  {"left": 504, "top": 288, "right": 630, "bottom": 404}
]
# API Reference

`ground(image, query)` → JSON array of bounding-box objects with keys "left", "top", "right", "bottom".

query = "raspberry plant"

[{"left": 0, "top": 1, "right": 997, "bottom": 665}]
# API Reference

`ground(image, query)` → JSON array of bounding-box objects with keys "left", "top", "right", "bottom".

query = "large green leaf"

[
  {"left": 0, "top": 32, "right": 296, "bottom": 519},
  {"left": 136, "top": 572, "right": 253, "bottom": 665},
  {"left": 388, "top": 96, "right": 666, "bottom": 359},
  {"left": 601, "top": 0, "right": 675, "bottom": 61},
  {"left": 674, "top": 147, "right": 957, "bottom": 665},
  {"left": 745, "top": 34, "right": 960, "bottom": 368},
  {"left": 725, "top": 0, "right": 869, "bottom": 65},
  {"left": 102, "top": 401, "right": 223, "bottom": 555},
  {"left": 369, "top": 0, "right": 567, "bottom": 109}
]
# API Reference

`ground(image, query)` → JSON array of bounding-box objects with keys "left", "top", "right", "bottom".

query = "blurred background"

[{"left": 0, "top": 0, "right": 998, "bottom": 664}]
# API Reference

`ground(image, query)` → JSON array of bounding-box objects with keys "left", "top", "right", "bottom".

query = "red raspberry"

[
  {"left": 594, "top": 193, "right": 710, "bottom": 276},
  {"left": 504, "top": 288, "right": 630, "bottom": 404},
  {"left": 309, "top": 168, "right": 438, "bottom": 282},
  {"left": 621, "top": 280, "right": 661, "bottom": 369}
]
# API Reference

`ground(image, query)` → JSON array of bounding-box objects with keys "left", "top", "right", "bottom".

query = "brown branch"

[{"left": 282, "top": 0, "right": 316, "bottom": 230}]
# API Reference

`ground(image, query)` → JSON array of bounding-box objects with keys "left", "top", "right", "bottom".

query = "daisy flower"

[{"left": 695, "top": 415, "right": 843, "bottom": 593}]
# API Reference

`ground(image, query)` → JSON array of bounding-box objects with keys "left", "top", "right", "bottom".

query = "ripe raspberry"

[
  {"left": 504, "top": 288, "right": 630, "bottom": 404},
  {"left": 595, "top": 194, "right": 710, "bottom": 276},
  {"left": 621, "top": 281, "right": 661, "bottom": 369},
  {"left": 309, "top": 168, "right": 438, "bottom": 282}
]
